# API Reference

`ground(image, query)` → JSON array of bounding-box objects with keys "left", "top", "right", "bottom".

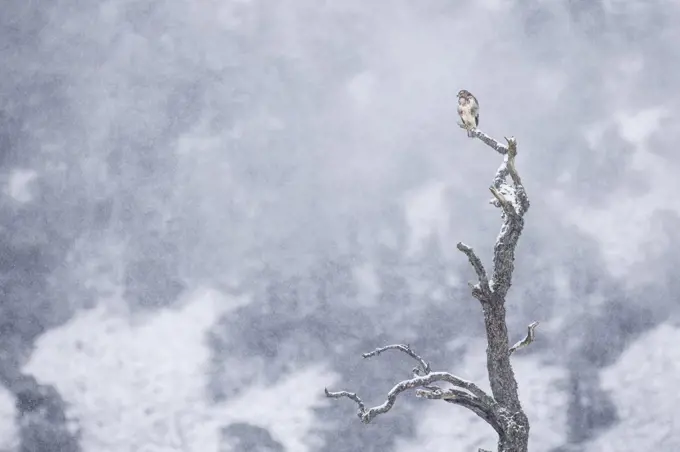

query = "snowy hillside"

[
  {"left": 22, "top": 289, "right": 336, "bottom": 452},
  {"left": 585, "top": 323, "right": 680, "bottom": 451}
]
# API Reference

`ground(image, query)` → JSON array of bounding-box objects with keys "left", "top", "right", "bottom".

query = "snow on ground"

[
  {"left": 394, "top": 338, "right": 568, "bottom": 452},
  {"left": 23, "top": 287, "right": 337, "bottom": 452},
  {"left": 584, "top": 322, "right": 680, "bottom": 452},
  {"left": 0, "top": 384, "right": 18, "bottom": 451},
  {"left": 214, "top": 365, "right": 338, "bottom": 452},
  {"left": 19, "top": 282, "right": 680, "bottom": 451}
]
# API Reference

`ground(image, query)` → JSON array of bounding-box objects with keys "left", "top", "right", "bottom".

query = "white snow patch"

[
  {"left": 585, "top": 323, "right": 680, "bottom": 451},
  {"left": 21, "top": 288, "right": 261, "bottom": 452},
  {"left": 215, "top": 364, "right": 339, "bottom": 452},
  {"left": 5, "top": 168, "right": 38, "bottom": 203},
  {"left": 394, "top": 339, "right": 568, "bottom": 452},
  {"left": 22, "top": 286, "right": 335, "bottom": 452},
  {"left": 0, "top": 385, "right": 18, "bottom": 451}
]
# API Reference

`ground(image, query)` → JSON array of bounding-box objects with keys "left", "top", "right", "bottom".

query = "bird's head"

[{"left": 457, "top": 89, "right": 470, "bottom": 99}]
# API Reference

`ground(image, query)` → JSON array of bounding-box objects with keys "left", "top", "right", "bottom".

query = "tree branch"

[
  {"left": 362, "top": 344, "right": 430, "bottom": 375},
  {"left": 486, "top": 136, "right": 529, "bottom": 300},
  {"left": 456, "top": 242, "right": 491, "bottom": 298},
  {"left": 416, "top": 387, "right": 503, "bottom": 435},
  {"left": 325, "top": 370, "right": 494, "bottom": 424},
  {"left": 464, "top": 126, "right": 509, "bottom": 155},
  {"left": 509, "top": 321, "right": 539, "bottom": 355},
  {"left": 489, "top": 186, "right": 517, "bottom": 219},
  {"left": 490, "top": 137, "right": 528, "bottom": 216},
  {"left": 325, "top": 344, "right": 496, "bottom": 425},
  {"left": 505, "top": 138, "right": 530, "bottom": 215},
  {"left": 324, "top": 388, "right": 366, "bottom": 415}
]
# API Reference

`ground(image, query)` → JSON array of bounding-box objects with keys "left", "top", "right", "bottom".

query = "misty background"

[{"left": 1, "top": 0, "right": 679, "bottom": 451}]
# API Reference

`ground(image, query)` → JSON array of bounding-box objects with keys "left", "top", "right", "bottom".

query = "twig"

[
  {"left": 509, "top": 322, "right": 539, "bottom": 355},
  {"left": 362, "top": 344, "right": 430, "bottom": 375},
  {"left": 325, "top": 370, "right": 495, "bottom": 424},
  {"left": 456, "top": 242, "right": 491, "bottom": 297},
  {"left": 324, "top": 388, "right": 366, "bottom": 415},
  {"left": 505, "top": 137, "right": 519, "bottom": 180}
]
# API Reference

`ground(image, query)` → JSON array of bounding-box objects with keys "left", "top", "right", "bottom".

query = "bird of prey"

[{"left": 457, "top": 89, "right": 479, "bottom": 137}]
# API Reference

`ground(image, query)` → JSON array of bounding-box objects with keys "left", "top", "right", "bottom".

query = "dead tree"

[{"left": 325, "top": 124, "right": 538, "bottom": 452}]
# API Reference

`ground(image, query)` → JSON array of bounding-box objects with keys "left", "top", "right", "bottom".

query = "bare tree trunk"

[{"left": 325, "top": 124, "right": 538, "bottom": 452}]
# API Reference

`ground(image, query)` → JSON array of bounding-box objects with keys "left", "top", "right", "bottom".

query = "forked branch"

[
  {"left": 325, "top": 344, "right": 498, "bottom": 426},
  {"left": 463, "top": 126, "right": 509, "bottom": 155}
]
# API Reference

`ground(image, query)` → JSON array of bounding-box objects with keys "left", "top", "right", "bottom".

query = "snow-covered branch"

[
  {"left": 484, "top": 136, "right": 529, "bottom": 299},
  {"left": 416, "top": 386, "right": 504, "bottom": 435},
  {"left": 466, "top": 127, "right": 509, "bottom": 155},
  {"left": 457, "top": 242, "right": 491, "bottom": 299},
  {"left": 362, "top": 344, "right": 430, "bottom": 375},
  {"left": 325, "top": 345, "right": 497, "bottom": 426},
  {"left": 509, "top": 322, "right": 539, "bottom": 355}
]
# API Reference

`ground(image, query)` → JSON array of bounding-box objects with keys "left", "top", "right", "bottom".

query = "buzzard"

[{"left": 457, "top": 89, "right": 479, "bottom": 137}]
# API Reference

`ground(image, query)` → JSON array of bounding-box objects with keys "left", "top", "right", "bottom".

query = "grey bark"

[{"left": 325, "top": 126, "right": 537, "bottom": 452}]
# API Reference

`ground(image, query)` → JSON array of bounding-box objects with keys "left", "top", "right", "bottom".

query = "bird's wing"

[
  {"left": 461, "top": 109, "right": 475, "bottom": 125},
  {"left": 471, "top": 100, "right": 479, "bottom": 127}
]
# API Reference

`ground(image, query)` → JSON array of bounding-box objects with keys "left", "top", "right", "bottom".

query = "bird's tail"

[{"left": 467, "top": 129, "right": 474, "bottom": 138}]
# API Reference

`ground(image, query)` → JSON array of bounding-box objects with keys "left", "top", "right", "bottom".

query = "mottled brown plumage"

[{"left": 457, "top": 89, "right": 479, "bottom": 137}]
